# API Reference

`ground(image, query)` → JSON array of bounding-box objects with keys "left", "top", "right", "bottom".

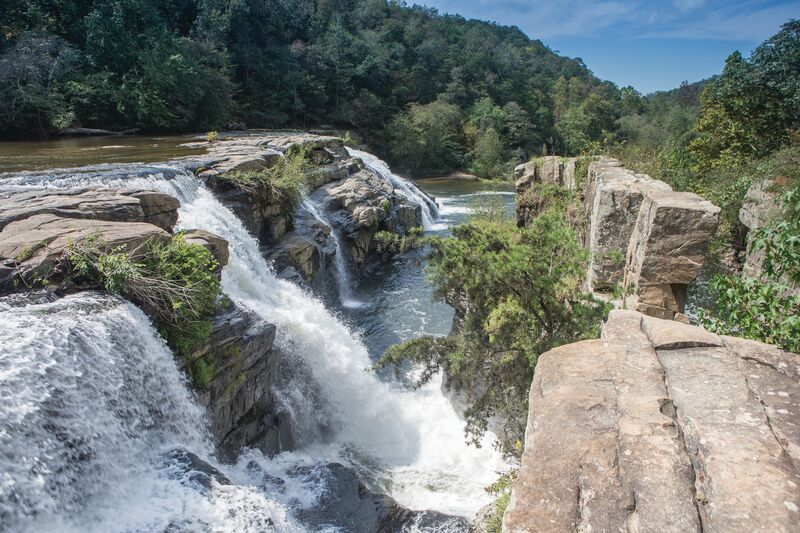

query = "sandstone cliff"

[{"left": 504, "top": 310, "right": 800, "bottom": 533}]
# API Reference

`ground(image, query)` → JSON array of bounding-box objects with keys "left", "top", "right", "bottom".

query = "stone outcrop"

[
  {"left": 514, "top": 156, "right": 577, "bottom": 227},
  {"left": 0, "top": 186, "right": 179, "bottom": 232},
  {"left": 584, "top": 158, "right": 673, "bottom": 290},
  {"left": 624, "top": 190, "right": 721, "bottom": 320},
  {"left": 0, "top": 186, "right": 185, "bottom": 290},
  {"left": 504, "top": 310, "right": 800, "bottom": 533},
  {"left": 194, "top": 133, "right": 424, "bottom": 290},
  {"left": 194, "top": 302, "right": 289, "bottom": 459},
  {"left": 581, "top": 158, "right": 719, "bottom": 320}
]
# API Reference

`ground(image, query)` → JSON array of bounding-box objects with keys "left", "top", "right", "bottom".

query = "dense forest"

[{"left": 2, "top": 0, "right": 648, "bottom": 175}]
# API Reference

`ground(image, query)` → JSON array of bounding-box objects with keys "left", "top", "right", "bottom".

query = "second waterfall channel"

[{"left": 0, "top": 147, "right": 514, "bottom": 532}]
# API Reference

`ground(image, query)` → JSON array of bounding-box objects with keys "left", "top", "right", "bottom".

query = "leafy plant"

[
  {"left": 68, "top": 233, "right": 223, "bottom": 373},
  {"left": 218, "top": 150, "right": 309, "bottom": 206},
  {"left": 206, "top": 130, "right": 219, "bottom": 142},
  {"left": 377, "top": 210, "right": 610, "bottom": 454},
  {"left": 699, "top": 183, "right": 800, "bottom": 352}
]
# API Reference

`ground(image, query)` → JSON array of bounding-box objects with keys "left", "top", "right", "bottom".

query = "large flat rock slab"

[
  {"left": 0, "top": 186, "right": 179, "bottom": 231},
  {"left": 505, "top": 311, "right": 800, "bottom": 533}
]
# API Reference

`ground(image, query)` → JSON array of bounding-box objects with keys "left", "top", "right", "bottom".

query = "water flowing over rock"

[
  {"left": 504, "top": 310, "right": 800, "bottom": 533},
  {"left": 0, "top": 133, "right": 504, "bottom": 530}
]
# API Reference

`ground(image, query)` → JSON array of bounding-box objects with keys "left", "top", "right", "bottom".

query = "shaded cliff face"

[{"left": 504, "top": 310, "right": 800, "bottom": 533}]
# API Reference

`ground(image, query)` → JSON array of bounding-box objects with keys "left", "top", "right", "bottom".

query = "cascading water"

[
  {"left": 0, "top": 292, "right": 300, "bottom": 532},
  {"left": 346, "top": 148, "right": 441, "bottom": 231},
  {"left": 300, "top": 198, "right": 362, "bottom": 308},
  {"left": 0, "top": 155, "right": 507, "bottom": 529}
]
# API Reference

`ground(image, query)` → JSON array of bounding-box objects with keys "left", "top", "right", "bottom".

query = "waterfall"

[
  {"left": 0, "top": 292, "right": 301, "bottom": 532},
  {"left": 1, "top": 158, "right": 506, "bottom": 524},
  {"left": 346, "top": 148, "right": 440, "bottom": 231},
  {"left": 300, "top": 198, "right": 362, "bottom": 309}
]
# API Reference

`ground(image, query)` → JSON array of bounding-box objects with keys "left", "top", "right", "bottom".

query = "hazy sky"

[{"left": 415, "top": 0, "right": 800, "bottom": 93}]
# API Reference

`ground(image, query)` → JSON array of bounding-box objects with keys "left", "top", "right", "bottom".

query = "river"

[{"left": 0, "top": 135, "right": 514, "bottom": 532}]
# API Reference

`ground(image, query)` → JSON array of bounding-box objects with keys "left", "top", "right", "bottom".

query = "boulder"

[
  {"left": 0, "top": 214, "right": 170, "bottom": 288},
  {"left": 182, "top": 229, "right": 230, "bottom": 268},
  {"left": 583, "top": 158, "right": 672, "bottom": 290},
  {"left": 504, "top": 310, "right": 800, "bottom": 533},
  {"left": 0, "top": 187, "right": 179, "bottom": 232},
  {"left": 624, "top": 190, "right": 720, "bottom": 319}
]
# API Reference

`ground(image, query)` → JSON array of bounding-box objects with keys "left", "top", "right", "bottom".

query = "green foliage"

[
  {"left": 68, "top": 233, "right": 223, "bottom": 379},
  {"left": 377, "top": 209, "right": 610, "bottom": 453},
  {"left": 219, "top": 150, "right": 309, "bottom": 206},
  {"left": 699, "top": 183, "right": 800, "bottom": 353},
  {"left": 469, "top": 127, "right": 507, "bottom": 179},
  {"left": 689, "top": 20, "right": 800, "bottom": 168},
  {"left": 374, "top": 226, "right": 424, "bottom": 254},
  {"left": 206, "top": 130, "right": 219, "bottom": 142},
  {"left": 484, "top": 471, "right": 518, "bottom": 533},
  {"left": 699, "top": 275, "right": 800, "bottom": 352},
  {"left": 386, "top": 98, "right": 463, "bottom": 174}
]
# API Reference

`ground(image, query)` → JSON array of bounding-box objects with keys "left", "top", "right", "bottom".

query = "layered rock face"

[
  {"left": 0, "top": 186, "right": 182, "bottom": 290},
  {"left": 504, "top": 310, "right": 800, "bottom": 533},
  {"left": 624, "top": 190, "right": 721, "bottom": 320},
  {"left": 583, "top": 158, "right": 719, "bottom": 320},
  {"left": 514, "top": 156, "right": 577, "bottom": 227},
  {"left": 195, "top": 303, "right": 289, "bottom": 459},
  {"left": 195, "top": 133, "right": 424, "bottom": 290},
  {"left": 583, "top": 158, "right": 673, "bottom": 290}
]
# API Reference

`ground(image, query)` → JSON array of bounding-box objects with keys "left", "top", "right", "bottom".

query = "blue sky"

[{"left": 415, "top": 0, "right": 800, "bottom": 93}]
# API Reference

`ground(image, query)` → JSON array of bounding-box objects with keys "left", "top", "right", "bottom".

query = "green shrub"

[
  {"left": 69, "top": 233, "right": 223, "bottom": 382},
  {"left": 377, "top": 211, "right": 610, "bottom": 454},
  {"left": 206, "top": 130, "right": 219, "bottom": 142},
  {"left": 218, "top": 150, "right": 309, "bottom": 206},
  {"left": 699, "top": 183, "right": 800, "bottom": 352}
]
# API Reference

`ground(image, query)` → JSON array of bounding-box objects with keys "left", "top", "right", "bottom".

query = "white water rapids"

[{"left": 0, "top": 154, "right": 506, "bottom": 531}]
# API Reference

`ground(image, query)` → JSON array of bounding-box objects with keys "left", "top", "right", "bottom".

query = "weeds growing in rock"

[
  {"left": 218, "top": 150, "right": 309, "bottom": 206},
  {"left": 68, "top": 233, "right": 223, "bottom": 381}
]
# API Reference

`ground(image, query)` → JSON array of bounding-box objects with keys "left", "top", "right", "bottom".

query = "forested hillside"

[{"left": 3, "top": 0, "right": 629, "bottom": 175}]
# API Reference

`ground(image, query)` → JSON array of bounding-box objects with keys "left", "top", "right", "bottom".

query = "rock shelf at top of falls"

[{"left": 0, "top": 131, "right": 506, "bottom": 533}]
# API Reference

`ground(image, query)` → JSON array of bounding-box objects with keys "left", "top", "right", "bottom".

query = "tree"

[
  {"left": 386, "top": 97, "right": 463, "bottom": 173},
  {"left": 378, "top": 195, "right": 609, "bottom": 453},
  {"left": 690, "top": 20, "right": 800, "bottom": 168},
  {"left": 0, "top": 32, "right": 78, "bottom": 134},
  {"left": 469, "top": 127, "right": 506, "bottom": 179}
]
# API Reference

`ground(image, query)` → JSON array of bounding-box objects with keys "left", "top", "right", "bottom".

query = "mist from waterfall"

[{"left": 0, "top": 292, "right": 301, "bottom": 532}]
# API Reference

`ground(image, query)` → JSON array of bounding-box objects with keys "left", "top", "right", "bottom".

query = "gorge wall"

[
  {"left": 516, "top": 156, "right": 720, "bottom": 322},
  {"left": 507, "top": 157, "right": 799, "bottom": 532}
]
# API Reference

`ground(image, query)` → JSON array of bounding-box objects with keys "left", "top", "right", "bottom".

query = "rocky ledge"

[
  {"left": 504, "top": 309, "right": 800, "bottom": 532},
  {"left": 516, "top": 157, "right": 720, "bottom": 322},
  {"left": 191, "top": 133, "right": 424, "bottom": 293}
]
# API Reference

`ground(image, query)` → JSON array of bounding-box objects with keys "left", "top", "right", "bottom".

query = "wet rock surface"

[
  {"left": 195, "top": 302, "right": 290, "bottom": 459},
  {"left": 504, "top": 310, "right": 800, "bottom": 533}
]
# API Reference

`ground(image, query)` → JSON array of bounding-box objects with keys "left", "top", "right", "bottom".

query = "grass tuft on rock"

[{"left": 68, "top": 233, "right": 223, "bottom": 385}]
